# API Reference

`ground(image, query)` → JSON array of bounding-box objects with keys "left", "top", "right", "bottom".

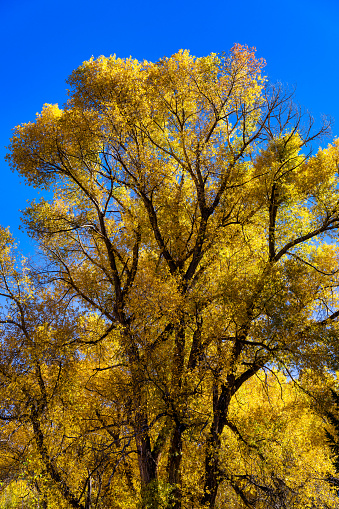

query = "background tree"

[
  {"left": 4, "top": 45, "right": 339, "bottom": 508},
  {"left": 324, "top": 387, "right": 339, "bottom": 501}
]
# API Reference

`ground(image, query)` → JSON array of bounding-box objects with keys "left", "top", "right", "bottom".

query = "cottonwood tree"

[{"left": 4, "top": 45, "right": 339, "bottom": 508}]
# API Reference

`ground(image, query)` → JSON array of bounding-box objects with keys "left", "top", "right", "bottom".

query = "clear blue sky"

[{"left": 1, "top": 0, "right": 339, "bottom": 253}]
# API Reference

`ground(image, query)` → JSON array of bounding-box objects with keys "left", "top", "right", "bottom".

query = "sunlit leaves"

[{"left": 3, "top": 45, "right": 339, "bottom": 508}]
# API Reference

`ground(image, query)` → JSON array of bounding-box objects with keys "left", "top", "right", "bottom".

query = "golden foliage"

[{"left": 2, "top": 45, "right": 339, "bottom": 508}]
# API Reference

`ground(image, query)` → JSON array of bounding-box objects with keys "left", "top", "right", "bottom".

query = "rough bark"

[{"left": 167, "top": 424, "right": 185, "bottom": 509}]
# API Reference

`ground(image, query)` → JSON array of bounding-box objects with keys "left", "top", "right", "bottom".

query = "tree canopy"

[{"left": 3, "top": 44, "right": 339, "bottom": 508}]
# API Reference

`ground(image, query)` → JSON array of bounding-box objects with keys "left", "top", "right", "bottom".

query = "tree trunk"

[
  {"left": 167, "top": 424, "right": 185, "bottom": 509},
  {"left": 136, "top": 416, "right": 159, "bottom": 508},
  {"left": 85, "top": 475, "right": 91, "bottom": 509},
  {"left": 201, "top": 382, "right": 232, "bottom": 508}
]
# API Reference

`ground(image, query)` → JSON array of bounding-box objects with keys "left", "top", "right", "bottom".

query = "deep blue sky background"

[{"left": 1, "top": 0, "right": 339, "bottom": 254}]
